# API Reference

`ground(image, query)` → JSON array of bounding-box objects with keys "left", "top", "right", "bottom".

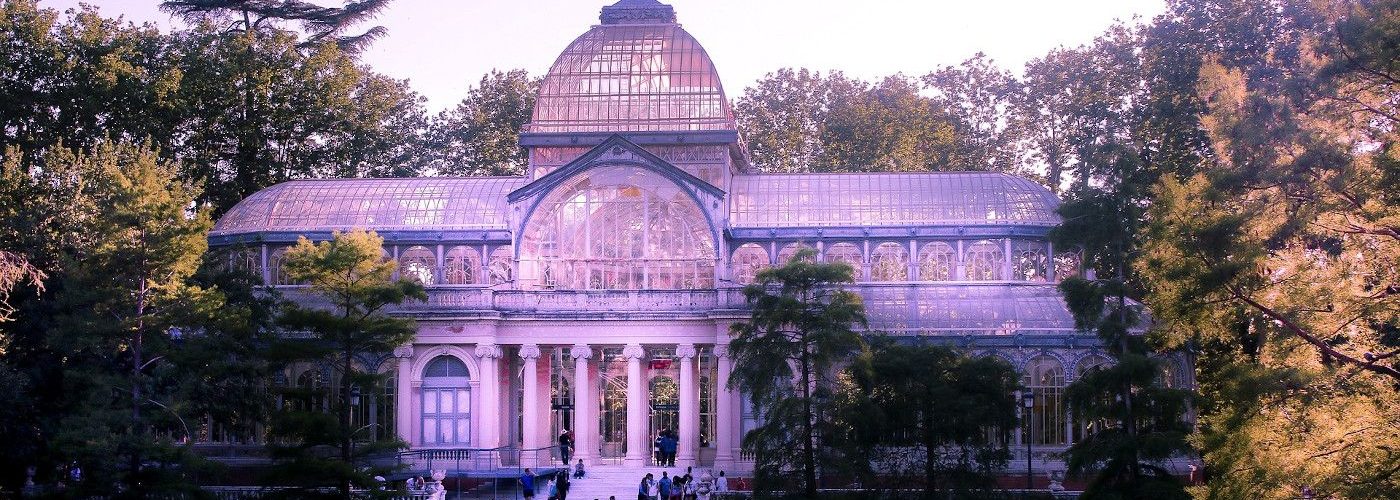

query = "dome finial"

[{"left": 600, "top": 0, "right": 676, "bottom": 25}]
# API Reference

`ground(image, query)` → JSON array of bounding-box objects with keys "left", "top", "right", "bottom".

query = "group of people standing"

[
  {"left": 652, "top": 429, "right": 678, "bottom": 467},
  {"left": 638, "top": 467, "right": 726, "bottom": 500},
  {"left": 520, "top": 467, "right": 573, "bottom": 500}
]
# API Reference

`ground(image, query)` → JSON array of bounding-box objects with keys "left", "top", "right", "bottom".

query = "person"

[
  {"left": 696, "top": 470, "right": 714, "bottom": 500},
  {"left": 557, "top": 472, "right": 571, "bottom": 500},
  {"left": 573, "top": 458, "right": 586, "bottom": 478},
  {"left": 661, "top": 433, "right": 678, "bottom": 467},
  {"left": 653, "top": 432, "right": 664, "bottom": 465},
  {"left": 546, "top": 475, "right": 558, "bottom": 500},
  {"left": 683, "top": 476, "right": 697, "bottom": 500},
  {"left": 520, "top": 468, "right": 537, "bottom": 499},
  {"left": 715, "top": 471, "right": 727, "bottom": 493},
  {"left": 658, "top": 471, "right": 672, "bottom": 500},
  {"left": 559, "top": 429, "right": 575, "bottom": 465},
  {"left": 647, "top": 472, "right": 660, "bottom": 500},
  {"left": 638, "top": 473, "right": 654, "bottom": 500}
]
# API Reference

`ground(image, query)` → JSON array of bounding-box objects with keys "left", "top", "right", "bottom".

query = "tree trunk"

[
  {"left": 341, "top": 349, "right": 354, "bottom": 496},
  {"left": 800, "top": 340, "right": 817, "bottom": 498}
]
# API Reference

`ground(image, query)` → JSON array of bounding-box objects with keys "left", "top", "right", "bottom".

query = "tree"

[
  {"left": 427, "top": 69, "right": 538, "bottom": 176},
  {"left": 37, "top": 141, "right": 217, "bottom": 495},
  {"left": 269, "top": 229, "right": 424, "bottom": 497},
  {"left": 1137, "top": 2, "right": 1400, "bottom": 496},
  {"left": 728, "top": 248, "right": 866, "bottom": 498},
  {"left": 838, "top": 340, "right": 1019, "bottom": 496},
  {"left": 734, "top": 68, "right": 861, "bottom": 173},
  {"left": 923, "top": 53, "right": 1026, "bottom": 174},
  {"left": 159, "top": 0, "right": 394, "bottom": 53}
]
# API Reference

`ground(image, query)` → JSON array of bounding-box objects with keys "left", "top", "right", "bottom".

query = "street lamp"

[{"left": 1023, "top": 391, "right": 1036, "bottom": 493}]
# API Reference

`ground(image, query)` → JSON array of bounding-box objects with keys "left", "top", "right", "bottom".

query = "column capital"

[
  {"left": 676, "top": 343, "right": 698, "bottom": 359},
  {"left": 392, "top": 344, "right": 414, "bottom": 359},
  {"left": 570, "top": 344, "right": 593, "bottom": 360},
  {"left": 474, "top": 343, "right": 503, "bottom": 359},
  {"left": 713, "top": 344, "right": 730, "bottom": 359},
  {"left": 518, "top": 344, "right": 542, "bottom": 360},
  {"left": 622, "top": 343, "right": 646, "bottom": 360}
]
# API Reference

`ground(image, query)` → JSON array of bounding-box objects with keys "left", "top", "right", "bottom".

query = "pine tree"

[
  {"left": 268, "top": 229, "right": 424, "bottom": 497},
  {"left": 728, "top": 248, "right": 866, "bottom": 498}
]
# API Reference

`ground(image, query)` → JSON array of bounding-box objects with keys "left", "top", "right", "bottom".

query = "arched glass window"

[
  {"left": 519, "top": 166, "right": 716, "bottom": 290},
  {"left": 228, "top": 246, "right": 261, "bottom": 277},
  {"left": 444, "top": 246, "right": 481, "bottom": 285},
  {"left": 292, "top": 368, "right": 325, "bottom": 411},
  {"left": 777, "top": 242, "right": 814, "bottom": 264},
  {"left": 422, "top": 356, "right": 471, "bottom": 446},
  {"left": 731, "top": 243, "right": 769, "bottom": 285},
  {"left": 268, "top": 247, "right": 302, "bottom": 286},
  {"left": 823, "top": 243, "right": 862, "bottom": 276},
  {"left": 1055, "top": 251, "right": 1082, "bottom": 281},
  {"left": 1024, "top": 355, "right": 1066, "bottom": 446},
  {"left": 489, "top": 246, "right": 513, "bottom": 285},
  {"left": 399, "top": 246, "right": 436, "bottom": 286},
  {"left": 870, "top": 242, "right": 909, "bottom": 281},
  {"left": 1157, "top": 358, "right": 1190, "bottom": 389},
  {"left": 1012, "top": 240, "right": 1048, "bottom": 281},
  {"left": 965, "top": 240, "right": 1004, "bottom": 281},
  {"left": 918, "top": 242, "right": 956, "bottom": 281},
  {"left": 1072, "top": 354, "right": 1112, "bottom": 443}
]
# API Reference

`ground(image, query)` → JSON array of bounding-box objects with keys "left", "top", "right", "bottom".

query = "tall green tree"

[
  {"left": 923, "top": 53, "right": 1026, "bottom": 174},
  {"left": 1139, "top": 1, "right": 1400, "bottom": 496},
  {"left": 269, "top": 229, "right": 424, "bottom": 497},
  {"left": 838, "top": 340, "right": 1019, "bottom": 496},
  {"left": 428, "top": 69, "right": 538, "bottom": 176},
  {"left": 40, "top": 141, "right": 217, "bottom": 495},
  {"left": 728, "top": 248, "right": 867, "bottom": 498},
  {"left": 160, "top": 0, "right": 394, "bottom": 53}
]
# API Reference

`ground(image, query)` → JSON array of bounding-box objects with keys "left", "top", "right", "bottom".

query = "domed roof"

[{"left": 526, "top": 1, "right": 735, "bottom": 134}]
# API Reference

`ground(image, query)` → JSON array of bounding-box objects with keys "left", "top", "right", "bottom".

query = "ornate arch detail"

[
  {"left": 1017, "top": 348, "right": 1070, "bottom": 372},
  {"left": 1069, "top": 350, "right": 1113, "bottom": 379},
  {"left": 409, "top": 345, "right": 480, "bottom": 384}
]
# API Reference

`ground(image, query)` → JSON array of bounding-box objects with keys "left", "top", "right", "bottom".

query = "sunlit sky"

[{"left": 41, "top": 0, "right": 1166, "bottom": 112}]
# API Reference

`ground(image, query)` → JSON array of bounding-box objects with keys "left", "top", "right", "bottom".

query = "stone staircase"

[{"left": 563, "top": 464, "right": 715, "bottom": 500}]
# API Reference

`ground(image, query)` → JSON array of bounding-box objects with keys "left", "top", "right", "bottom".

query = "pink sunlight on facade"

[{"left": 207, "top": 0, "right": 1192, "bottom": 492}]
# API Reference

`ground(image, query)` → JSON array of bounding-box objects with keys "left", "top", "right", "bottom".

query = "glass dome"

[
  {"left": 526, "top": 2, "right": 735, "bottom": 134},
  {"left": 211, "top": 177, "right": 524, "bottom": 236},
  {"left": 730, "top": 172, "right": 1061, "bottom": 228},
  {"left": 518, "top": 165, "right": 717, "bottom": 290}
]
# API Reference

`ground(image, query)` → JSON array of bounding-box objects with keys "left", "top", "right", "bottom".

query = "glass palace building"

[{"left": 210, "top": 0, "right": 1190, "bottom": 478}]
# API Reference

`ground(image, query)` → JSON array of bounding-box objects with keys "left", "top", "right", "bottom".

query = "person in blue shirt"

[
  {"left": 520, "top": 468, "right": 536, "bottom": 499},
  {"left": 658, "top": 471, "right": 672, "bottom": 500}
]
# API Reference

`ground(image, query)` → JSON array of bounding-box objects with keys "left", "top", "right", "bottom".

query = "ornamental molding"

[
  {"left": 518, "top": 344, "right": 542, "bottom": 359},
  {"left": 713, "top": 344, "right": 730, "bottom": 359},
  {"left": 676, "top": 344, "right": 698, "bottom": 359},
  {"left": 474, "top": 343, "right": 503, "bottom": 359},
  {"left": 392, "top": 345, "right": 415, "bottom": 359},
  {"left": 570, "top": 344, "right": 594, "bottom": 360},
  {"left": 622, "top": 343, "right": 646, "bottom": 359}
]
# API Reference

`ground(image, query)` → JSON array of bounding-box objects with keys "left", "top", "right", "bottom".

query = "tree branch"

[{"left": 1228, "top": 287, "right": 1400, "bottom": 381}]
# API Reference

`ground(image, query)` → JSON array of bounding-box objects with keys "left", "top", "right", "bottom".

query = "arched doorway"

[{"left": 421, "top": 355, "right": 471, "bottom": 446}]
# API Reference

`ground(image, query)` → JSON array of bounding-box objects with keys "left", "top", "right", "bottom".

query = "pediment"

[{"left": 506, "top": 135, "right": 724, "bottom": 204}]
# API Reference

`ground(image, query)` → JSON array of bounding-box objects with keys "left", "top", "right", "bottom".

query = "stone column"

[
  {"left": 393, "top": 345, "right": 415, "bottom": 446},
  {"left": 519, "top": 344, "right": 542, "bottom": 450},
  {"left": 623, "top": 343, "right": 647, "bottom": 465},
  {"left": 474, "top": 343, "right": 503, "bottom": 449},
  {"left": 677, "top": 344, "right": 699, "bottom": 463},
  {"left": 714, "top": 344, "right": 735, "bottom": 466},
  {"left": 571, "top": 344, "right": 593, "bottom": 461}
]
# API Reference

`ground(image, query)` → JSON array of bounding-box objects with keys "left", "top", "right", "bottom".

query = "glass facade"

[{"left": 520, "top": 166, "right": 716, "bottom": 290}]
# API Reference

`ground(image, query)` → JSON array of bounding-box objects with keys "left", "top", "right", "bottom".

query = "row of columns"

[{"left": 495, "top": 342, "right": 736, "bottom": 467}]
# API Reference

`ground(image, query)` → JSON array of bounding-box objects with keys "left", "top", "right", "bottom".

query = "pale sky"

[{"left": 40, "top": 0, "right": 1167, "bottom": 112}]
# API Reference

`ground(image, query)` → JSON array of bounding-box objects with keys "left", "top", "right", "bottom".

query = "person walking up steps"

[
  {"left": 520, "top": 468, "right": 537, "bottom": 500},
  {"left": 658, "top": 472, "right": 672, "bottom": 500},
  {"left": 559, "top": 429, "right": 575, "bottom": 465}
]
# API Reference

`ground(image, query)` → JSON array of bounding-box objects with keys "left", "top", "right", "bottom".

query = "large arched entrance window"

[
  {"left": 1024, "top": 355, "right": 1066, "bottom": 446},
  {"left": 421, "top": 356, "right": 471, "bottom": 446},
  {"left": 730, "top": 243, "right": 769, "bottom": 285},
  {"left": 520, "top": 166, "right": 717, "bottom": 290}
]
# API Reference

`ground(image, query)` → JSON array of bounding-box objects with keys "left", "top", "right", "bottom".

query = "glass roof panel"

[
  {"left": 730, "top": 172, "right": 1061, "bottom": 227},
  {"left": 861, "top": 284, "right": 1078, "bottom": 333},
  {"left": 528, "top": 22, "right": 735, "bottom": 133},
  {"left": 211, "top": 177, "right": 526, "bottom": 235}
]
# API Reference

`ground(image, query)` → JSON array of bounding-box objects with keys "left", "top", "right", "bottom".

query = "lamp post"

[{"left": 1023, "top": 390, "right": 1035, "bottom": 493}]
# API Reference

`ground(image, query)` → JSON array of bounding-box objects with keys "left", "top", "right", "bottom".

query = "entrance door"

[
  {"left": 598, "top": 348, "right": 628, "bottom": 460},
  {"left": 649, "top": 375, "right": 680, "bottom": 446}
]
